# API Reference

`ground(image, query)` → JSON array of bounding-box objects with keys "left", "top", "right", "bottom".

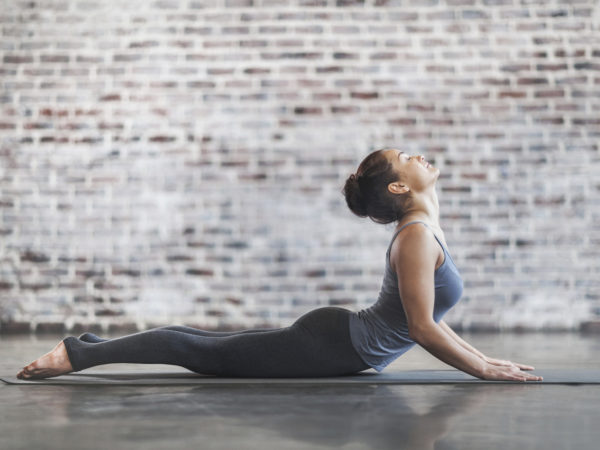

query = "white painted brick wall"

[{"left": 1, "top": 0, "right": 599, "bottom": 333}]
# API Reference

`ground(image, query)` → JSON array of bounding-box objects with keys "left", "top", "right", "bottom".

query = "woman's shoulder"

[{"left": 389, "top": 222, "right": 445, "bottom": 273}]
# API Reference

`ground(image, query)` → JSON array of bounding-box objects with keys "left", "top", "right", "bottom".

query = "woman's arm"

[
  {"left": 391, "top": 225, "right": 542, "bottom": 382},
  {"left": 438, "top": 320, "right": 485, "bottom": 359},
  {"left": 439, "top": 320, "right": 536, "bottom": 370}
]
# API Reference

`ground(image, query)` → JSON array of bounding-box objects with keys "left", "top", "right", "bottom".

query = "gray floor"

[{"left": 1, "top": 332, "right": 599, "bottom": 450}]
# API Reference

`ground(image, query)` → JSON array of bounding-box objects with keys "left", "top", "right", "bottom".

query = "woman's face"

[{"left": 384, "top": 149, "right": 440, "bottom": 193}]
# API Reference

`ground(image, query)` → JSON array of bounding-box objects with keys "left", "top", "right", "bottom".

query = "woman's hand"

[
  {"left": 483, "top": 355, "right": 535, "bottom": 371},
  {"left": 480, "top": 361, "right": 543, "bottom": 382}
]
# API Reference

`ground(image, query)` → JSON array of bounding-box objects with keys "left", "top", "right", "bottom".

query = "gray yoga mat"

[{"left": 2, "top": 369, "right": 599, "bottom": 386}]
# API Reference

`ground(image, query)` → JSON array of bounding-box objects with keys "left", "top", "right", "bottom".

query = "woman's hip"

[
  {"left": 293, "top": 306, "right": 353, "bottom": 334},
  {"left": 292, "top": 306, "right": 369, "bottom": 372}
]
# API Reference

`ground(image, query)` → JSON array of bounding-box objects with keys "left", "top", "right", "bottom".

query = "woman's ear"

[{"left": 388, "top": 181, "right": 410, "bottom": 195}]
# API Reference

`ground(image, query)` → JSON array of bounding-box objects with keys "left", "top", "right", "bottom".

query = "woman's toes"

[
  {"left": 17, "top": 361, "right": 40, "bottom": 378},
  {"left": 17, "top": 368, "right": 31, "bottom": 379}
]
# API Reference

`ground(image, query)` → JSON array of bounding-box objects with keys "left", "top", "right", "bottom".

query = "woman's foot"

[{"left": 16, "top": 340, "right": 74, "bottom": 380}]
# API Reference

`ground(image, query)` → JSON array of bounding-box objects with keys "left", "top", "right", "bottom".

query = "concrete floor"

[{"left": 1, "top": 332, "right": 599, "bottom": 450}]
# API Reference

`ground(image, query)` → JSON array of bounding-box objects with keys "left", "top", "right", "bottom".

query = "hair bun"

[{"left": 342, "top": 173, "right": 368, "bottom": 217}]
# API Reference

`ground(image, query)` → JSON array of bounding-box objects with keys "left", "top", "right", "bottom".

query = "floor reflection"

[{"left": 15, "top": 383, "right": 537, "bottom": 450}]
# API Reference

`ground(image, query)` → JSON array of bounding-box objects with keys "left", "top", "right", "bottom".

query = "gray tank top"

[{"left": 349, "top": 221, "right": 464, "bottom": 372}]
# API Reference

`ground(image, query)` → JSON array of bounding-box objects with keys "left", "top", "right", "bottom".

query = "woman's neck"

[{"left": 398, "top": 188, "right": 440, "bottom": 229}]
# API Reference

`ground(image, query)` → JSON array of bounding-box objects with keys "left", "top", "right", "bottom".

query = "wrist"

[{"left": 476, "top": 360, "right": 491, "bottom": 379}]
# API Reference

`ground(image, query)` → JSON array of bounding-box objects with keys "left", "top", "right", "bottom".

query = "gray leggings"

[{"left": 62, "top": 306, "right": 371, "bottom": 377}]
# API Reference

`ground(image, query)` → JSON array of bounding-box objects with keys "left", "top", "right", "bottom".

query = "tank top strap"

[
  {"left": 388, "top": 220, "right": 448, "bottom": 254},
  {"left": 417, "top": 221, "right": 448, "bottom": 253},
  {"left": 388, "top": 220, "right": 425, "bottom": 249}
]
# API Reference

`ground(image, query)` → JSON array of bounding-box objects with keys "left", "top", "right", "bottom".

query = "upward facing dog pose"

[{"left": 18, "top": 148, "right": 542, "bottom": 382}]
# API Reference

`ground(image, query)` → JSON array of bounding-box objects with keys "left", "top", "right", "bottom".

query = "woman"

[{"left": 17, "top": 148, "right": 542, "bottom": 382}]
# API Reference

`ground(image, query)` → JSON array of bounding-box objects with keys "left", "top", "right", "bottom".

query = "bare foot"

[{"left": 16, "top": 340, "right": 74, "bottom": 380}]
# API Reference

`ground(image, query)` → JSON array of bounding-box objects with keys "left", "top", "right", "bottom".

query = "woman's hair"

[{"left": 342, "top": 149, "right": 411, "bottom": 224}]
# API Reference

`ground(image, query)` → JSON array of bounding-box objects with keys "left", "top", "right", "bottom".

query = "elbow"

[
  {"left": 408, "top": 328, "right": 425, "bottom": 344},
  {"left": 409, "top": 321, "right": 437, "bottom": 344}
]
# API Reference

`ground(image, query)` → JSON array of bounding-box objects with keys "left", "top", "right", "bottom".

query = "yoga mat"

[{"left": 2, "top": 369, "right": 599, "bottom": 386}]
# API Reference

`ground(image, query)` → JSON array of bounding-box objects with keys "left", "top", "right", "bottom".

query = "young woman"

[{"left": 17, "top": 148, "right": 542, "bottom": 382}]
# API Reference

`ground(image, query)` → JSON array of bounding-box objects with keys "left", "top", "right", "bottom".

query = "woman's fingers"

[
  {"left": 506, "top": 366, "right": 542, "bottom": 381},
  {"left": 485, "top": 356, "right": 536, "bottom": 371},
  {"left": 486, "top": 357, "right": 515, "bottom": 367},
  {"left": 520, "top": 371, "right": 543, "bottom": 381},
  {"left": 483, "top": 364, "right": 543, "bottom": 382},
  {"left": 497, "top": 359, "right": 514, "bottom": 367},
  {"left": 512, "top": 362, "right": 535, "bottom": 370}
]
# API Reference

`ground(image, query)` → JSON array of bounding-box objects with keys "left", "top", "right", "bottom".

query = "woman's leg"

[
  {"left": 78, "top": 326, "right": 283, "bottom": 343},
  {"left": 20, "top": 307, "right": 370, "bottom": 378},
  {"left": 18, "top": 328, "right": 283, "bottom": 379}
]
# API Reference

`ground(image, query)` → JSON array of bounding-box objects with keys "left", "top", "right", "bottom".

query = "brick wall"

[{"left": 1, "top": 0, "right": 599, "bottom": 334}]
